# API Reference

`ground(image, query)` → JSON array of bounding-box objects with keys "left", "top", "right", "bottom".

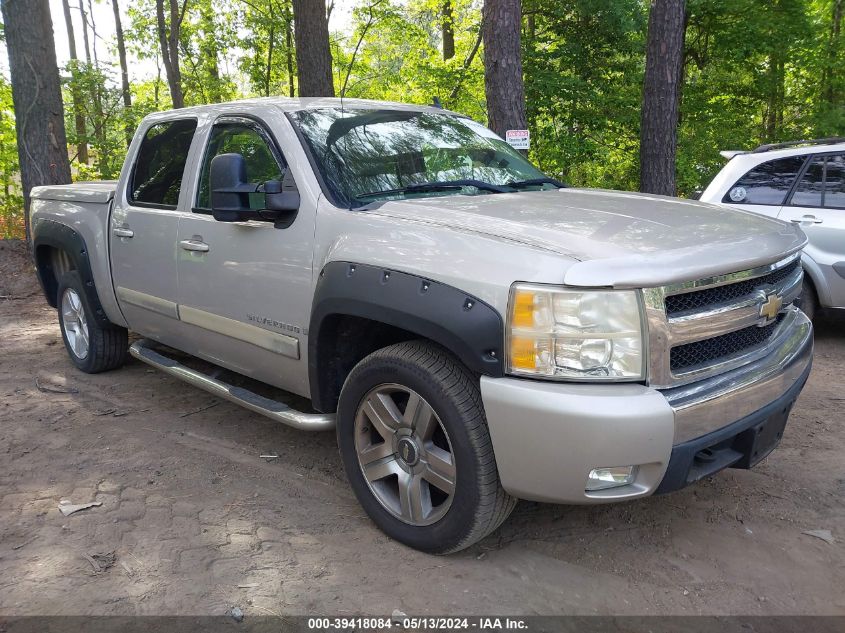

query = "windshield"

[{"left": 288, "top": 108, "right": 551, "bottom": 207}]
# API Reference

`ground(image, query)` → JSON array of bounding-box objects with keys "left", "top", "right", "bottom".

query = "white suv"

[{"left": 700, "top": 138, "right": 845, "bottom": 319}]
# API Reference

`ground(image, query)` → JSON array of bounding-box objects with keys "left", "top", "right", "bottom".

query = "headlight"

[{"left": 507, "top": 284, "right": 645, "bottom": 381}]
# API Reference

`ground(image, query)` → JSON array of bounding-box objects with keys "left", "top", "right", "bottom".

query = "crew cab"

[{"left": 29, "top": 98, "right": 813, "bottom": 554}]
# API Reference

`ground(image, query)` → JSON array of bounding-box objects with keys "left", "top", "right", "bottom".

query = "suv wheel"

[
  {"left": 57, "top": 271, "right": 128, "bottom": 373},
  {"left": 337, "top": 341, "right": 516, "bottom": 554},
  {"left": 799, "top": 277, "right": 818, "bottom": 321}
]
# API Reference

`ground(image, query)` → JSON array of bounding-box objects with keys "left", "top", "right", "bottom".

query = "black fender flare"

[
  {"left": 308, "top": 261, "right": 505, "bottom": 411},
  {"left": 32, "top": 219, "right": 112, "bottom": 327}
]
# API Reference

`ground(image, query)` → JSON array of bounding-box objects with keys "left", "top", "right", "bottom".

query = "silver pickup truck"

[{"left": 30, "top": 98, "right": 813, "bottom": 554}]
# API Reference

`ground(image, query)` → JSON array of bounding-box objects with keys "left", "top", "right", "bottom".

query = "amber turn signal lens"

[
  {"left": 509, "top": 336, "right": 537, "bottom": 370},
  {"left": 511, "top": 289, "right": 536, "bottom": 329}
]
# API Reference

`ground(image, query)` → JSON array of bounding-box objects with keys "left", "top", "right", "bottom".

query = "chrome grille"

[
  {"left": 643, "top": 254, "right": 804, "bottom": 389},
  {"left": 670, "top": 315, "right": 783, "bottom": 372},
  {"left": 665, "top": 259, "right": 800, "bottom": 316}
]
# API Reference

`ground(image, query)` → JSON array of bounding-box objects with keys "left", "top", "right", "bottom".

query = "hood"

[{"left": 362, "top": 188, "right": 807, "bottom": 288}]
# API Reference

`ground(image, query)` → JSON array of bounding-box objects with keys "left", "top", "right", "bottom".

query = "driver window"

[{"left": 196, "top": 122, "right": 284, "bottom": 213}]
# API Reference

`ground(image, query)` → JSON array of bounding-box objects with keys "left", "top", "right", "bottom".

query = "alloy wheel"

[
  {"left": 354, "top": 383, "right": 456, "bottom": 526},
  {"left": 61, "top": 288, "right": 90, "bottom": 360}
]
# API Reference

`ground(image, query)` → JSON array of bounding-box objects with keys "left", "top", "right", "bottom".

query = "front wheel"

[
  {"left": 337, "top": 341, "right": 516, "bottom": 554},
  {"left": 57, "top": 271, "right": 128, "bottom": 373}
]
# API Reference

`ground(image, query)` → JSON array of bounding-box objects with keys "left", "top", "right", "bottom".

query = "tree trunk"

[
  {"left": 60, "top": 0, "right": 78, "bottom": 71},
  {"left": 0, "top": 110, "right": 10, "bottom": 201},
  {"left": 79, "top": 1, "right": 92, "bottom": 64},
  {"left": 154, "top": 53, "right": 162, "bottom": 108},
  {"left": 156, "top": 0, "right": 184, "bottom": 108},
  {"left": 88, "top": 0, "right": 100, "bottom": 66},
  {"left": 0, "top": 0, "right": 72, "bottom": 241},
  {"left": 823, "top": 0, "right": 843, "bottom": 105},
  {"left": 112, "top": 0, "right": 133, "bottom": 146},
  {"left": 168, "top": 0, "right": 185, "bottom": 106},
  {"left": 285, "top": 3, "right": 296, "bottom": 97},
  {"left": 775, "top": 57, "right": 784, "bottom": 134},
  {"left": 442, "top": 1, "right": 455, "bottom": 61},
  {"left": 482, "top": 0, "right": 527, "bottom": 139},
  {"left": 84, "top": 4, "right": 107, "bottom": 157},
  {"left": 291, "top": 0, "right": 335, "bottom": 97},
  {"left": 266, "top": 21, "right": 275, "bottom": 98},
  {"left": 61, "top": 0, "right": 89, "bottom": 164},
  {"left": 639, "top": 0, "right": 686, "bottom": 196},
  {"left": 763, "top": 52, "right": 785, "bottom": 141}
]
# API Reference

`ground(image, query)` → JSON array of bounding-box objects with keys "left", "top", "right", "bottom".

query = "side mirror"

[
  {"left": 210, "top": 153, "right": 258, "bottom": 222},
  {"left": 209, "top": 153, "right": 300, "bottom": 228}
]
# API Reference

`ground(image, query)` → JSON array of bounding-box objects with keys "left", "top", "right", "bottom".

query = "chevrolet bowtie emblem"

[{"left": 760, "top": 293, "right": 783, "bottom": 321}]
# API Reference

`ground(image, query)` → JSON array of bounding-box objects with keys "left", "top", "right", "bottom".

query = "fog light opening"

[{"left": 586, "top": 466, "right": 638, "bottom": 491}]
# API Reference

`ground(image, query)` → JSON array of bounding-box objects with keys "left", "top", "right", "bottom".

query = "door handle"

[
  {"left": 113, "top": 227, "right": 134, "bottom": 238},
  {"left": 791, "top": 215, "right": 823, "bottom": 225},
  {"left": 179, "top": 239, "right": 210, "bottom": 252}
]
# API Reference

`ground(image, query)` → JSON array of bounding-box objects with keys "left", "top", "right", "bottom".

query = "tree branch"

[
  {"left": 448, "top": 23, "right": 483, "bottom": 103},
  {"left": 179, "top": 0, "right": 190, "bottom": 27},
  {"left": 340, "top": 0, "right": 386, "bottom": 98},
  {"left": 238, "top": 0, "right": 270, "bottom": 17}
]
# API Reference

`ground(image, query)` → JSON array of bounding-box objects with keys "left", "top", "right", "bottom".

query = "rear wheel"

[
  {"left": 337, "top": 341, "right": 516, "bottom": 554},
  {"left": 57, "top": 271, "right": 128, "bottom": 373}
]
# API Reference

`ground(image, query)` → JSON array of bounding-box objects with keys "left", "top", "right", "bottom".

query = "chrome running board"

[{"left": 129, "top": 339, "right": 335, "bottom": 431}]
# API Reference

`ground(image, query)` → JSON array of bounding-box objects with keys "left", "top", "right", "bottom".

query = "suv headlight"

[{"left": 507, "top": 284, "right": 645, "bottom": 381}]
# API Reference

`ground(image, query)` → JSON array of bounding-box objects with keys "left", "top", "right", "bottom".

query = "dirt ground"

[{"left": 1, "top": 238, "right": 843, "bottom": 617}]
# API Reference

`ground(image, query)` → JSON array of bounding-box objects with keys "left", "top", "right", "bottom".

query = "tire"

[
  {"left": 799, "top": 277, "right": 818, "bottom": 321},
  {"left": 337, "top": 340, "right": 516, "bottom": 554},
  {"left": 57, "top": 271, "right": 128, "bottom": 373}
]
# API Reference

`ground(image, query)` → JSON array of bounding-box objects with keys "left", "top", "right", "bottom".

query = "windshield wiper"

[
  {"left": 506, "top": 177, "right": 567, "bottom": 189},
  {"left": 356, "top": 179, "right": 512, "bottom": 200}
]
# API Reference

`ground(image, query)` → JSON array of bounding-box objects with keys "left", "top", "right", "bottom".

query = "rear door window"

[
  {"left": 722, "top": 156, "right": 806, "bottom": 205},
  {"left": 129, "top": 119, "right": 198, "bottom": 208},
  {"left": 822, "top": 154, "right": 845, "bottom": 208},
  {"left": 790, "top": 157, "right": 825, "bottom": 207},
  {"left": 789, "top": 153, "right": 845, "bottom": 209}
]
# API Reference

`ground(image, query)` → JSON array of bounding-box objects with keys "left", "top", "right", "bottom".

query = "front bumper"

[
  {"left": 480, "top": 311, "right": 813, "bottom": 504},
  {"left": 655, "top": 362, "right": 810, "bottom": 494}
]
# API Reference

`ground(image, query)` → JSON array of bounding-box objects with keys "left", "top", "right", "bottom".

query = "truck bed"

[
  {"left": 29, "top": 180, "right": 125, "bottom": 329},
  {"left": 30, "top": 181, "right": 117, "bottom": 204}
]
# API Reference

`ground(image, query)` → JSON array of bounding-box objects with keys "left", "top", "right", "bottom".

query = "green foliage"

[
  {"left": 0, "top": 76, "right": 23, "bottom": 238},
  {"left": 238, "top": 0, "right": 297, "bottom": 97},
  {"left": 523, "top": 0, "right": 646, "bottom": 189},
  {"left": 63, "top": 61, "right": 129, "bottom": 179},
  {"left": 2, "top": 0, "right": 845, "bottom": 226},
  {"left": 127, "top": 0, "right": 239, "bottom": 106},
  {"left": 333, "top": 1, "right": 487, "bottom": 119},
  {"left": 124, "top": 0, "right": 174, "bottom": 110},
  {"left": 678, "top": 0, "right": 817, "bottom": 194},
  {"left": 180, "top": 0, "right": 240, "bottom": 103}
]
